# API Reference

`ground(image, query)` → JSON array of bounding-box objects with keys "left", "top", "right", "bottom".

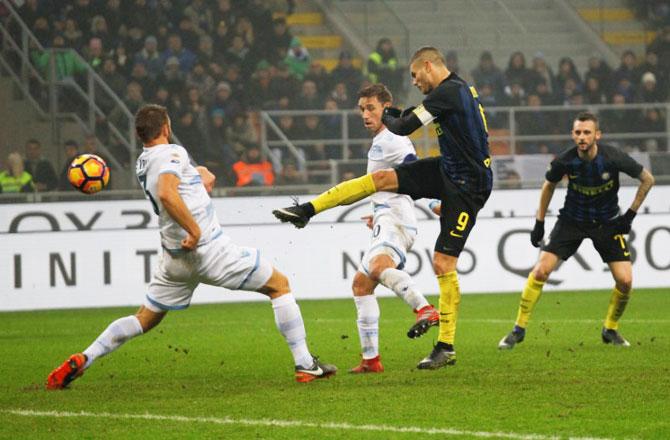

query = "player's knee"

[
  {"left": 368, "top": 258, "right": 393, "bottom": 281},
  {"left": 615, "top": 276, "right": 632, "bottom": 294},
  {"left": 531, "top": 265, "right": 551, "bottom": 282},
  {"left": 267, "top": 272, "right": 291, "bottom": 296}
]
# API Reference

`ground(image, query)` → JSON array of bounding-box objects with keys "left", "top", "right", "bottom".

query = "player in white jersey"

[
  {"left": 349, "top": 84, "right": 439, "bottom": 374},
  {"left": 46, "top": 104, "right": 336, "bottom": 388}
]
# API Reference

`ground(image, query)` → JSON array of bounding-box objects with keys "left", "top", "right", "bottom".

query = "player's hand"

[
  {"left": 401, "top": 106, "right": 416, "bottom": 118},
  {"left": 361, "top": 215, "right": 373, "bottom": 229},
  {"left": 196, "top": 166, "right": 216, "bottom": 193},
  {"left": 530, "top": 220, "right": 544, "bottom": 248},
  {"left": 181, "top": 229, "right": 201, "bottom": 251},
  {"left": 614, "top": 209, "right": 636, "bottom": 234},
  {"left": 428, "top": 200, "right": 441, "bottom": 216},
  {"left": 382, "top": 106, "right": 402, "bottom": 119}
]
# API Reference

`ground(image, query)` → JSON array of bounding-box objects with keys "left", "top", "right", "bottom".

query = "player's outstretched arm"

[
  {"left": 381, "top": 107, "right": 423, "bottom": 136},
  {"left": 615, "top": 168, "right": 655, "bottom": 234},
  {"left": 157, "top": 173, "right": 201, "bottom": 250}
]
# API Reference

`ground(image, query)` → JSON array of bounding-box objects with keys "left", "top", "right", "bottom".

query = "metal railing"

[{"left": 0, "top": 0, "right": 138, "bottom": 187}]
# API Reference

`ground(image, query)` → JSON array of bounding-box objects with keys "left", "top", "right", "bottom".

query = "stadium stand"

[{"left": 0, "top": 0, "right": 668, "bottom": 193}]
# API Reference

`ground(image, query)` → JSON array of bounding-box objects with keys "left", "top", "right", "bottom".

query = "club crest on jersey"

[
  {"left": 368, "top": 144, "right": 383, "bottom": 160},
  {"left": 601, "top": 172, "right": 610, "bottom": 180}
]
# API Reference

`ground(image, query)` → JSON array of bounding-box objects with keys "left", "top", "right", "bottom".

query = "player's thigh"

[
  {"left": 199, "top": 239, "right": 274, "bottom": 293},
  {"left": 146, "top": 250, "right": 199, "bottom": 311},
  {"left": 359, "top": 215, "right": 415, "bottom": 276},
  {"left": 434, "top": 188, "right": 480, "bottom": 257},
  {"left": 541, "top": 218, "right": 585, "bottom": 261},
  {"left": 591, "top": 224, "right": 632, "bottom": 263},
  {"left": 394, "top": 157, "right": 444, "bottom": 200}
]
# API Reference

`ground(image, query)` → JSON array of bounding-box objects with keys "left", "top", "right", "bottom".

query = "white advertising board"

[{"left": 1, "top": 188, "right": 669, "bottom": 311}]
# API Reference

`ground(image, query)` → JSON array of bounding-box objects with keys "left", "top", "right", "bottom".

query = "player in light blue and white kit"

[
  {"left": 349, "top": 84, "right": 439, "bottom": 374},
  {"left": 46, "top": 105, "right": 336, "bottom": 388}
]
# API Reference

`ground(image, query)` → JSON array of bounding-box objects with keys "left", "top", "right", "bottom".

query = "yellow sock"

[
  {"left": 311, "top": 174, "right": 376, "bottom": 214},
  {"left": 514, "top": 273, "right": 545, "bottom": 328},
  {"left": 437, "top": 271, "right": 460, "bottom": 345},
  {"left": 604, "top": 287, "right": 630, "bottom": 330}
]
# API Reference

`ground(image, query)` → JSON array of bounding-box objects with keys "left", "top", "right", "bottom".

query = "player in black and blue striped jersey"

[
  {"left": 499, "top": 112, "right": 655, "bottom": 350},
  {"left": 273, "top": 46, "right": 492, "bottom": 369}
]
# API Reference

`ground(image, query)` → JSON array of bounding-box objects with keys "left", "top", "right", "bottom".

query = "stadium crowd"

[{"left": 1, "top": 0, "right": 668, "bottom": 192}]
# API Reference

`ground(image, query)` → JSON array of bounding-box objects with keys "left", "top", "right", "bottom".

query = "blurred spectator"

[
  {"left": 174, "top": 111, "right": 206, "bottom": 160},
  {"left": 445, "top": 50, "right": 460, "bottom": 75},
  {"left": 103, "top": 0, "right": 123, "bottom": 37},
  {"left": 81, "top": 134, "right": 110, "bottom": 166},
  {"left": 247, "top": 63, "right": 276, "bottom": 109},
  {"left": 477, "top": 82, "right": 505, "bottom": 129},
  {"left": 555, "top": 57, "right": 582, "bottom": 95},
  {"left": 58, "top": 140, "right": 80, "bottom": 191},
  {"left": 66, "top": 0, "right": 95, "bottom": 37},
  {"left": 99, "top": 58, "right": 126, "bottom": 111},
  {"left": 63, "top": 18, "right": 84, "bottom": 50},
  {"left": 269, "top": 62, "right": 301, "bottom": 103},
  {"left": 196, "top": 35, "right": 218, "bottom": 67},
  {"left": 277, "top": 159, "right": 307, "bottom": 185},
  {"left": 183, "top": 0, "right": 213, "bottom": 36},
  {"left": 647, "top": 25, "right": 670, "bottom": 75},
  {"left": 31, "top": 16, "right": 51, "bottom": 46},
  {"left": 124, "top": 26, "right": 146, "bottom": 58},
  {"left": 533, "top": 79, "right": 557, "bottom": 105},
  {"left": 265, "top": 16, "right": 293, "bottom": 64},
  {"left": 584, "top": 54, "right": 614, "bottom": 96},
  {"left": 613, "top": 50, "right": 641, "bottom": 86},
  {"left": 209, "top": 81, "right": 242, "bottom": 119},
  {"left": 32, "top": 34, "right": 87, "bottom": 81},
  {"left": 284, "top": 37, "right": 311, "bottom": 81},
  {"left": 186, "top": 61, "right": 215, "bottom": 98},
  {"left": 614, "top": 77, "right": 636, "bottom": 103},
  {"left": 517, "top": 94, "right": 556, "bottom": 154},
  {"left": 90, "top": 15, "right": 116, "bottom": 50},
  {"left": 82, "top": 37, "right": 105, "bottom": 71},
  {"left": 600, "top": 93, "right": 637, "bottom": 134},
  {"left": 529, "top": 52, "right": 557, "bottom": 96},
  {"left": 23, "top": 139, "right": 57, "bottom": 191},
  {"left": 177, "top": 16, "right": 200, "bottom": 52},
  {"left": 134, "top": 36, "right": 162, "bottom": 78},
  {"left": 225, "top": 35, "right": 251, "bottom": 73},
  {"left": 637, "top": 108, "right": 666, "bottom": 152},
  {"left": 0, "top": 152, "right": 34, "bottom": 193},
  {"left": 18, "top": 0, "right": 44, "bottom": 29},
  {"left": 636, "top": 72, "right": 665, "bottom": 102},
  {"left": 584, "top": 76, "right": 608, "bottom": 104},
  {"left": 330, "top": 52, "right": 362, "bottom": 97},
  {"left": 505, "top": 51, "right": 535, "bottom": 92},
  {"left": 130, "top": 62, "right": 157, "bottom": 101},
  {"left": 232, "top": 146, "right": 274, "bottom": 187},
  {"left": 227, "top": 113, "right": 258, "bottom": 155},
  {"left": 295, "top": 79, "right": 321, "bottom": 109},
  {"left": 330, "top": 81, "right": 354, "bottom": 109},
  {"left": 504, "top": 81, "right": 526, "bottom": 106},
  {"left": 367, "top": 38, "right": 402, "bottom": 96},
  {"left": 162, "top": 34, "right": 196, "bottom": 73},
  {"left": 212, "top": 20, "right": 232, "bottom": 60},
  {"left": 157, "top": 56, "right": 186, "bottom": 96},
  {"left": 471, "top": 51, "right": 505, "bottom": 100}
]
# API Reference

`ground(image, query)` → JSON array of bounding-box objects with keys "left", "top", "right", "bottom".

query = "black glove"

[
  {"left": 382, "top": 106, "right": 401, "bottom": 119},
  {"left": 615, "top": 209, "right": 636, "bottom": 234},
  {"left": 400, "top": 106, "right": 416, "bottom": 118},
  {"left": 530, "top": 219, "right": 545, "bottom": 248}
]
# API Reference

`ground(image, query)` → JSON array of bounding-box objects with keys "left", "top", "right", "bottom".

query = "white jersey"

[
  {"left": 135, "top": 143, "right": 222, "bottom": 251},
  {"left": 367, "top": 128, "right": 417, "bottom": 227}
]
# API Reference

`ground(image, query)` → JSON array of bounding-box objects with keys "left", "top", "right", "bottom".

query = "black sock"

[
  {"left": 436, "top": 341, "right": 454, "bottom": 351},
  {"left": 301, "top": 202, "right": 315, "bottom": 217}
]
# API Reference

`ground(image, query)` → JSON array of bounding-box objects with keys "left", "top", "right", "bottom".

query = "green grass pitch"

[{"left": 1, "top": 288, "right": 668, "bottom": 439}]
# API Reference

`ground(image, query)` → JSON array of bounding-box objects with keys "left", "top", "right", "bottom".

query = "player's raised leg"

[
  {"left": 498, "top": 252, "right": 559, "bottom": 350},
  {"left": 258, "top": 268, "right": 337, "bottom": 382},
  {"left": 602, "top": 261, "right": 633, "bottom": 346},
  {"left": 46, "top": 306, "right": 165, "bottom": 389},
  {"left": 272, "top": 169, "right": 398, "bottom": 228}
]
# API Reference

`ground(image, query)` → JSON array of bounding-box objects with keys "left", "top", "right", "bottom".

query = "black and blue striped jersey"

[
  {"left": 546, "top": 144, "right": 643, "bottom": 222},
  {"left": 417, "top": 73, "right": 493, "bottom": 196}
]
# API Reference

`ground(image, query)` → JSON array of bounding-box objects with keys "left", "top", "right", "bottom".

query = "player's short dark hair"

[
  {"left": 575, "top": 111, "right": 599, "bottom": 128},
  {"left": 135, "top": 104, "right": 169, "bottom": 143},
  {"left": 410, "top": 46, "right": 446, "bottom": 66},
  {"left": 358, "top": 83, "right": 393, "bottom": 104}
]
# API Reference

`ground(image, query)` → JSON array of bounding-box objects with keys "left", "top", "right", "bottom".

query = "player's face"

[
  {"left": 571, "top": 120, "right": 601, "bottom": 153},
  {"left": 410, "top": 60, "right": 433, "bottom": 95},
  {"left": 358, "top": 96, "right": 386, "bottom": 134}
]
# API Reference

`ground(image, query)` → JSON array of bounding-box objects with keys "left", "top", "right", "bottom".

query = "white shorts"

[
  {"left": 145, "top": 235, "right": 273, "bottom": 311},
  {"left": 358, "top": 213, "right": 417, "bottom": 276}
]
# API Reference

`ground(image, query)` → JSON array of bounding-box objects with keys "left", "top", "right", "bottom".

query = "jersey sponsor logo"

[
  {"left": 368, "top": 144, "right": 383, "bottom": 160},
  {"left": 601, "top": 172, "right": 610, "bottom": 180},
  {"left": 569, "top": 180, "right": 614, "bottom": 196},
  {"left": 449, "top": 230, "right": 463, "bottom": 238}
]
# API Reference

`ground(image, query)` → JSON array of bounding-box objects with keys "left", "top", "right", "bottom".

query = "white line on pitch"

[
  {"left": 309, "top": 318, "right": 670, "bottom": 324},
  {"left": 3, "top": 409, "right": 613, "bottom": 440}
]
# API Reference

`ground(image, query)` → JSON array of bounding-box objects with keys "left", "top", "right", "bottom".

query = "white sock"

[
  {"left": 83, "top": 315, "right": 143, "bottom": 369},
  {"left": 379, "top": 268, "right": 429, "bottom": 310},
  {"left": 354, "top": 295, "right": 380, "bottom": 359},
  {"left": 271, "top": 294, "right": 313, "bottom": 368}
]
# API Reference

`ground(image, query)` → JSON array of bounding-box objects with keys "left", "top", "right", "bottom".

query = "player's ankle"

[
  {"left": 302, "top": 202, "right": 315, "bottom": 217},
  {"left": 436, "top": 341, "right": 454, "bottom": 351}
]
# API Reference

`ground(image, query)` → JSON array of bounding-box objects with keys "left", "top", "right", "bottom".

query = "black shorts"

[
  {"left": 394, "top": 157, "right": 489, "bottom": 257},
  {"left": 542, "top": 216, "right": 631, "bottom": 263}
]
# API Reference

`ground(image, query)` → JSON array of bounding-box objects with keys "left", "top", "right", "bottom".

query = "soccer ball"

[{"left": 68, "top": 154, "right": 110, "bottom": 194}]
